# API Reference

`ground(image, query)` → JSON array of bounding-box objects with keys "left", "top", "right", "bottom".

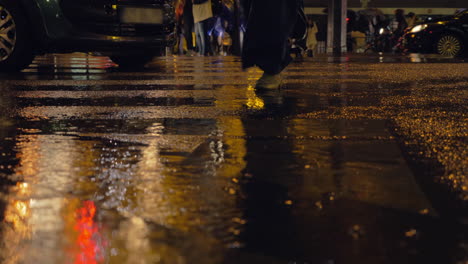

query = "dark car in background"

[
  {"left": 0, "top": 0, "right": 174, "bottom": 71},
  {"left": 402, "top": 10, "right": 468, "bottom": 57}
]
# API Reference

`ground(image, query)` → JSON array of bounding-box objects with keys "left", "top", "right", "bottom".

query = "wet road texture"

[{"left": 0, "top": 53, "right": 467, "bottom": 264}]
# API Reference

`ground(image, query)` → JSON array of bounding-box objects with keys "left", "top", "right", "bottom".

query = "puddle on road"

[
  {"left": 0, "top": 116, "right": 461, "bottom": 264},
  {"left": 0, "top": 55, "right": 467, "bottom": 264}
]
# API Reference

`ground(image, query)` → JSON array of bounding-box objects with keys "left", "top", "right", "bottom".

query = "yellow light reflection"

[
  {"left": 2, "top": 198, "right": 32, "bottom": 263},
  {"left": 245, "top": 85, "right": 264, "bottom": 109},
  {"left": 14, "top": 200, "right": 29, "bottom": 217},
  {"left": 4, "top": 199, "right": 32, "bottom": 238},
  {"left": 16, "top": 182, "right": 31, "bottom": 196}
]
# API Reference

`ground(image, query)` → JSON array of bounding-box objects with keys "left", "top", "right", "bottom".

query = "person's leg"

[
  {"left": 242, "top": 0, "right": 298, "bottom": 73},
  {"left": 195, "top": 22, "right": 205, "bottom": 55},
  {"left": 202, "top": 22, "right": 207, "bottom": 55},
  {"left": 308, "top": 42, "right": 317, "bottom": 57},
  {"left": 183, "top": 19, "right": 194, "bottom": 51},
  {"left": 202, "top": 18, "right": 214, "bottom": 55},
  {"left": 242, "top": 0, "right": 300, "bottom": 88},
  {"left": 194, "top": 22, "right": 200, "bottom": 53}
]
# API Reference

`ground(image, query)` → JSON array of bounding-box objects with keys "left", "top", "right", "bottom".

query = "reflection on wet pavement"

[{"left": 0, "top": 53, "right": 467, "bottom": 264}]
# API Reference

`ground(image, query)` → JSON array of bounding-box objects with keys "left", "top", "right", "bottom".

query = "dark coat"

[{"left": 241, "top": 0, "right": 301, "bottom": 74}]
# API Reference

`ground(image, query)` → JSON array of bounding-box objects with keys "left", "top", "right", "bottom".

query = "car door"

[
  {"left": 459, "top": 12, "right": 468, "bottom": 34},
  {"left": 60, "top": 0, "right": 120, "bottom": 35}
]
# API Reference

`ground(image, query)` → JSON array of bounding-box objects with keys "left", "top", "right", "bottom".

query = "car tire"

[
  {"left": 0, "top": 0, "right": 34, "bottom": 71},
  {"left": 436, "top": 34, "right": 464, "bottom": 57},
  {"left": 110, "top": 55, "right": 154, "bottom": 69}
]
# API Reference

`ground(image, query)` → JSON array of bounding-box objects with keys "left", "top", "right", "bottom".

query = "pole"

[
  {"left": 232, "top": 0, "right": 242, "bottom": 56},
  {"left": 327, "top": 0, "right": 347, "bottom": 55}
]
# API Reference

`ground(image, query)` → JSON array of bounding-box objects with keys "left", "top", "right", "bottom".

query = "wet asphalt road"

[{"left": 0, "top": 53, "right": 467, "bottom": 264}]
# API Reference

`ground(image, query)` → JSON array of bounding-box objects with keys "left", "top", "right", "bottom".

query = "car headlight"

[{"left": 410, "top": 24, "right": 428, "bottom": 33}]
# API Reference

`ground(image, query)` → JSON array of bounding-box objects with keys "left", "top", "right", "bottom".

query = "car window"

[
  {"left": 455, "top": 10, "right": 468, "bottom": 16},
  {"left": 455, "top": 10, "right": 468, "bottom": 19},
  {"left": 452, "top": 10, "right": 468, "bottom": 24}
]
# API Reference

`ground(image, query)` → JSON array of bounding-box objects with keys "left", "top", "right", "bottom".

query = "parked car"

[
  {"left": 0, "top": 0, "right": 174, "bottom": 71},
  {"left": 401, "top": 10, "right": 468, "bottom": 57}
]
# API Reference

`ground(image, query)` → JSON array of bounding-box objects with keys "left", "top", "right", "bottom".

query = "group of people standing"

[
  {"left": 349, "top": 8, "right": 421, "bottom": 53},
  {"left": 174, "top": 2, "right": 426, "bottom": 90},
  {"left": 175, "top": 0, "right": 234, "bottom": 56},
  {"left": 386, "top": 9, "right": 420, "bottom": 52}
]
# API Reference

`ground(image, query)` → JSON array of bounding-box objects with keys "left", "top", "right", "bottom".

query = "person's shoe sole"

[
  {"left": 255, "top": 74, "right": 282, "bottom": 90},
  {"left": 255, "top": 82, "right": 282, "bottom": 90}
]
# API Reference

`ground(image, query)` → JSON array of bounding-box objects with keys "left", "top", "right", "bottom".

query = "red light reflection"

[{"left": 74, "top": 201, "right": 105, "bottom": 264}]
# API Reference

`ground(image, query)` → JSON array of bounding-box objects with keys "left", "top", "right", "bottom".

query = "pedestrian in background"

[
  {"left": 390, "top": 9, "right": 407, "bottom": 38},
  {"left": 193, "top": 0, "right": 213, "bottom": 56},
  {"left": 406, "top": 12, "right": 418, "bottom": 28},
  {"left": 212, "top": 1, "right": 234, "bottom": 55},
  {"left": 242, "top": 0, "right": 304, "bottom": 89},
  {"left": 174, "top": 0, "right": 185, "bottom": 54},
  {"left": 306, "top": 17, "right": 318, "bottom": 57},
  {"left": 182, "top": 0, "right": 196, "bottom": 55},
  {"left": 390, "top": 9, "right": 407, "bottom": 51}
]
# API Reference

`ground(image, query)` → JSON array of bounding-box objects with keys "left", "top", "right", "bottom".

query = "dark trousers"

[
  {"left": 183, "top": 18, "right": 194, "bottom": 50},
  {"left": 241, "top": 0, "right": 299, "bottom": 74},
  {"left": 183, "top": 1, "right": 194, "bottom": 51}
]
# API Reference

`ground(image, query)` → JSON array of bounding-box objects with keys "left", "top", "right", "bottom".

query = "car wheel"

[
  {"left": 110, "top": 55, "right": 154, "bottom": 69},
  {"left": 0, "top": 0, "right": 34, "bottom": 71},
  {"left": 436, "top": 34, "right": 464, "bottom": 57}
]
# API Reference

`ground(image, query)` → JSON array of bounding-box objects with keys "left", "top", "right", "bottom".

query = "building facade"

[{"left": 304, "top": 0, "right": 466, "bottom": 15}]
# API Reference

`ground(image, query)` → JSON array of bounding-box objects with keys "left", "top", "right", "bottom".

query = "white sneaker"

[{"left": 255, "top": 73, "right": 282, "bottom": 90}]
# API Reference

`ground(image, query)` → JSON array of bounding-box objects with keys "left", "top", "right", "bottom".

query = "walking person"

[
  {"left": 390, "top": 9, "right": 407, "bottom": 50},
  {"left": 390, "top": 9, "right": 407, "bottom": 37},
  {"left": 241, "top": 0, "right": 304, "bottom": 89},
  {"left": 193, "top": 0, "right": 213, "bottom": 56}
]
